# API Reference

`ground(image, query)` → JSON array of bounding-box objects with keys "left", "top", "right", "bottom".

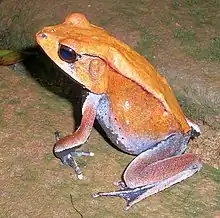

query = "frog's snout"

[{"left": 36, "top": 31, "right": 47, "bottom": 45}]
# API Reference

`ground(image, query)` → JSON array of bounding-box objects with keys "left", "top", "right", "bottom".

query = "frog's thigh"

[
  {"left": 121, "top": 153, "right": 202, "bottom": 209},
  {"left": 123, "top": 132, "right": 190, "bottom": 186}
]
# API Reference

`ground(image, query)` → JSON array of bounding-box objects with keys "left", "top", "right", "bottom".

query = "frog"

[{"left": 36, "top": 13, "right": 202, "bottom": 210}]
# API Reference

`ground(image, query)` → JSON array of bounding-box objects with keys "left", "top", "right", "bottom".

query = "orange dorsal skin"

[
  {"left": 39, "top": 13, "right": 190, "bottom": 133},
  {"left": 107, "top": 67, "right": 183, "bottom": 138}
]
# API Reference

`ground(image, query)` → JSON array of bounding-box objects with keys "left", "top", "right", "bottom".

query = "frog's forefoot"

[
  {"left": 54, "top": 131, "right": 94, "bottom": 180},
  {"left": 61, "top": 154, "right": 84, "bottom": 180}
]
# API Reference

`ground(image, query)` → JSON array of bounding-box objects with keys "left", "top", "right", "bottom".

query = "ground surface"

[{"left": 0, "top": 0, "right": 220, "bottom": 217}]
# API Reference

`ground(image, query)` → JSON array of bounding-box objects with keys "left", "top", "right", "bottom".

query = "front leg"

[{"left": 54, "top": 92, "right": 102, "bottom": 179}]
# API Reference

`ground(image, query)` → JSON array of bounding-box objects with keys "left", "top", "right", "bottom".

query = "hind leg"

[{"left": 93, "top": 132, "right": 202, "bottom": 209}]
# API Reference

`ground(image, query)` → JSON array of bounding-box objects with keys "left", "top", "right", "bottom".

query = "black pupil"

[{"left": 58, "top": 45, "right": 77, "bottom": 63}]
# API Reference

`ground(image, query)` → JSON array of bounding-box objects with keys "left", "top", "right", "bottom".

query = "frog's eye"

[{"left": 58, "top": 45, "right": 81, "bottom": 63}]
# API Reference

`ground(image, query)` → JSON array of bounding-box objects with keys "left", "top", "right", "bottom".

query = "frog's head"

[{"left": 36, "top": 13, "right": 108, "bottom": 94}]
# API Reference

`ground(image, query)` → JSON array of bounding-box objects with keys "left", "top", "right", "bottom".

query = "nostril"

[{"left": 41, "top": 33, "right": 47, "bottom": 39}]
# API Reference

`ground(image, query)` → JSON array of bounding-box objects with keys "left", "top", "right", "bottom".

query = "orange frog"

[{"left": 36, "top": 13, "right": 202, "bottom": 209}]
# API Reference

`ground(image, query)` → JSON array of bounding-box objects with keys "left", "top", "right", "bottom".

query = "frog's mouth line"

[{"left": 83, "top": 53, "right": 98, "bottom": 57}]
